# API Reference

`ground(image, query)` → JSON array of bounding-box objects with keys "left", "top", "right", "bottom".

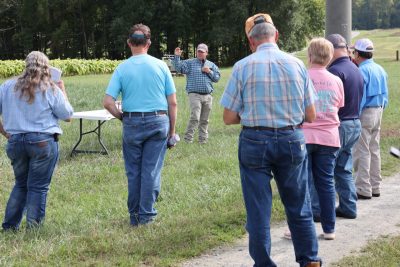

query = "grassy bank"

[{"left": 0, "top": 28, "right": 399, "bottom": 266}]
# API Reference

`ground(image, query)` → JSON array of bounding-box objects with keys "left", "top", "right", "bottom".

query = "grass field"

[{"left": 0, "top": 29, "right": 399, "bottom": 266}]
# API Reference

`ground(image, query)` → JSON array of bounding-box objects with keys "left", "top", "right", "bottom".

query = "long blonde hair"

[{"left": 15, "top": 51, "right": 55, "bottom": 104}]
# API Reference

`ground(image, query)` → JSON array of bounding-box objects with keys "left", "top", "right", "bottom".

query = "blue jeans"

[
  {"left": 122, "top": 114, "right": 169, "bottom": 225},
  {"left": 311, "top": 120, "right": 361, "bottom": 218},
  {"left": 307, "top": 144, "right": 339, "bottom": 234},
  {"left": 239, "top": 128, "right": 320, "bottom": 267},
  {"left": 336, "top": 119, "right": 361, "bottom": 216},
  {"left": 2, "top": 133, "right": 59, "bottom": 230}
]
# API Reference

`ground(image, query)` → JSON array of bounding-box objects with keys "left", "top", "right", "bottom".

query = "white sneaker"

[{"left": 323, "top": 232, "right": 335, "bottom": 240}]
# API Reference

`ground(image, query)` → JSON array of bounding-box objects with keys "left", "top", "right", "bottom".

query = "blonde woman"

[
  {"left": 284, "top": 38, "right": 344, "bottom": 241},
  {"left": 303, "top": 38, "right": 344, "bottom": 240},
  {"left": 0, "top": 51, "right": 73, "bottom": 230}
]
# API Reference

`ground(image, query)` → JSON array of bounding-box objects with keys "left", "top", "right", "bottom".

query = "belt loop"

[{"left": 155, "top": 111, "right": 158, "bottom": 116}]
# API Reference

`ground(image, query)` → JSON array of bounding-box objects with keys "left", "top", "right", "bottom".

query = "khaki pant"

[
  {"left": 184, "top": 93, "right": 212, "bottom": 143},
  {"left": 353, "top": 107, "right": 383, "bottom": 197}
]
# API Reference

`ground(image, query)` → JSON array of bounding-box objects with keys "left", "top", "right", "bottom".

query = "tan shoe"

[{"left": 305, "top": 262, "right": 321, "bottom": 267}]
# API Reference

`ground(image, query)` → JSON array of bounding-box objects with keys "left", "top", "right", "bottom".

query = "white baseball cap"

[
  {"left": 354, "top": 38, "right": 374, "bottom": 52},
  {"left": 197, "top": 43, "right": 208, "bottom": 52}
]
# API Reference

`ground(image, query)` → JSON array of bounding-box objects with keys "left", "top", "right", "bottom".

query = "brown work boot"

[{"left": 305, "top": 262, "right": 320, "bottom": 267}]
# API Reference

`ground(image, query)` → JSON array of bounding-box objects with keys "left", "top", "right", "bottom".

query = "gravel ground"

[{"left": 180, "top": 173, "right": 400, "bottom": 267}]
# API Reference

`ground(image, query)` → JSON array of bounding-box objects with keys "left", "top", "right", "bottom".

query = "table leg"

[{"left": 70, "top": 119, "right": 110, "bottom": 156}]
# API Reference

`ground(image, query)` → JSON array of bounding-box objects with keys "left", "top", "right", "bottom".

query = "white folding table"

[{"left": 70, "top": 109, "right": 115, "bottom": 156}]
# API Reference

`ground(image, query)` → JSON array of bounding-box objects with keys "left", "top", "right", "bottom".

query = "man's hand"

[
  {"left": 201, "top": 66, "right": 211, "bottom": 74},
  {"left": 174, "top": 47, "right": 183, "bottom": 56}
]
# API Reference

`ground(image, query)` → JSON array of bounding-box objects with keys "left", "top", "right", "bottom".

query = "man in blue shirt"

[
  {"left": 221, "top": 13, "right": 321, "bottom": 267},
  {"left": 172, "top": 43, "right": 220, "bottom": 144},
  {"left": 103, "top": 23, "right": 177, "bottom": 226},
  {"left": 352, "top": 38, "right": 389, "bottom": 199}
]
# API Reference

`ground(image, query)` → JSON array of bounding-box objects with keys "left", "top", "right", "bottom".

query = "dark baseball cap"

[{"left": 326, "top": 34, "right": 347, "bottom": 49}]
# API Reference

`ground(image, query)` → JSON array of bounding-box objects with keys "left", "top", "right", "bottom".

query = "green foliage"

[
  {"left": 0, "top": 59, "right": 121, "bottom": 78},
  {"left": 353, "top": 0, "right": 400, "bottom": 29},
  {"left": 0, "top": 60, "right": 25, "bottom": 78}
]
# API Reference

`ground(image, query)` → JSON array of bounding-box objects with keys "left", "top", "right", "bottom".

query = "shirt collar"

[
  {"left": 359, "top": 58, "right": 374, "bottom": 67},
  {"left": 256, "top": 42, "right": 278, "bottom": 51},
  {"left": 330, "top": 56, "right": 350, "bottom": 65}
]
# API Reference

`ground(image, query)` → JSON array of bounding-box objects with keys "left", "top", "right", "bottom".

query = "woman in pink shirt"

[{"left": 303, "top": 38, "right": 344, "bottom": 240}]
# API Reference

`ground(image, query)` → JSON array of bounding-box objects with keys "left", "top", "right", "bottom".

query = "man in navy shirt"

[{"left": 323, "top": 34, "right": 364, "bottom": 219}]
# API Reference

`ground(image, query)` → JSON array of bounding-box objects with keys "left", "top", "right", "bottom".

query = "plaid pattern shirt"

[
  {"left": 172, "top": 56, "right": 220, "bottom": 94},
  {"left": 220, "top": 43, "right": 316, "bottom": 128}
]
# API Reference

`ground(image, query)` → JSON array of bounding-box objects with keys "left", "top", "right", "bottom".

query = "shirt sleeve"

[
  {"left": 383, "top": 72, "right": 389, "bottom": 108},
  {"left": 163, "top": 63, "right": 176, "bottom": 96},
  {"left": 220, "top": 64, "right": 242, "bottom": 112},
  {"left": 303, "top": 69, "right": 317, "bottom": 108},
  {"left": 208, "top": 63, "right": 221, "bottom": 83},
  {"left": 49, "top": 87, "right": 74, "bottom": 120},
  {"left": 0, "top": 82, "right": 3, "bottom": 115},
  {"left": 337, "top": 77, "right": 345, "bottom": 108},
  {"left": 105, "top": 68, "right": 122, "bottom": 99},
  {"left": 172, "top": 56, "right": 190, "bottom": 74}
]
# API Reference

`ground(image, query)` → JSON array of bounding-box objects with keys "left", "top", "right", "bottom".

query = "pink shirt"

[{"left": 303, "top": 67, "right": 344, "bottom": 147}]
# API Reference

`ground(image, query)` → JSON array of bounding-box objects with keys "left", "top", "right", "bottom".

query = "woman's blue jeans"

[
  {"left": 2, "top": 133, "right": 58, "bottom": 230},
  {"left": 310, "top": 120, "right": 361, "bottom": 218},
  {"left": 238, "top": 128, "right": 320, "bottom": 267},
  {"left": 307, "top": 144, "right": 339, "bottom": 234},
  {"left": 122, "top": 114, "right": 169, "bottom": 225}
]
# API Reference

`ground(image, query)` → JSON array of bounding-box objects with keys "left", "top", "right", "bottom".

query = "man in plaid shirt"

[
  {"left": 173, "top": 43, "right": 220, "bottom": 144},
  {"left": 220, "top": 13, "right": 321, "bottom": 267}
]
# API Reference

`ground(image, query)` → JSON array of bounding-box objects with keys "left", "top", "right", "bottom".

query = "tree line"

[
  {"left": 353, "top": 0, "right": 400, "bottom": 30},
  {"left": 0, "top": 0, "right": 325, "bottom": 66}
]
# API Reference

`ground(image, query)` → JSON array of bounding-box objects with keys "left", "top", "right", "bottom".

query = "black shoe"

[
  {"left": 357, "top": 193, "right": 371, "bottom": 200},
  {"left": 313, "top": 215, "right": 321, "bottom": 223},
  {"left": 335, "top": 208, "right": 356, "bottom": 219},
  {"left": 372, "top": 193, "right": 380, "bottom": 197}
]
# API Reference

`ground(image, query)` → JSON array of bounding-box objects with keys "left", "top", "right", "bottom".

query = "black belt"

[
  {"left": 189, "top": 92, "right": 211, "bottom": 95},
  {"left": 365, "top": 106, "right": 383, "bottom": 108},
  {"left": 123, "top": 111, "right": 167, "bottom": 117},
  {"left": 243, "top": 125, "right": 300, "bottom": 131},
  {"left": 341, "top": 118, "right": 359, "bottom": 121}
]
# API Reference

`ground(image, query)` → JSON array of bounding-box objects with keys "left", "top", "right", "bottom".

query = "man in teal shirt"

[{"left": 103, "top": 23, "right": 177, "bottom": 226}]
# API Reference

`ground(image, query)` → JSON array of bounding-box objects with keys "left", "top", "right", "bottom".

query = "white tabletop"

[{"left": 72, "top": 109, "right": 115, "bottom": 121}]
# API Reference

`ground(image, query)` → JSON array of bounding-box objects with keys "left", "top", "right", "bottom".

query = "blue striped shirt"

[
  {"left": 172, "top": 56, "right": 220, "bottom": 94},
  {"left": 220, "top": 43, "right": 316, "bottom": 128},
  {"left": 0, "top": 79, "right": 73, "bottom": 135}
]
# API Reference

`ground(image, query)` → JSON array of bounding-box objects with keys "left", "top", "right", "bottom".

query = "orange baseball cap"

[{"left": 245, "top": 13, "right": 274, "bottom": 36}]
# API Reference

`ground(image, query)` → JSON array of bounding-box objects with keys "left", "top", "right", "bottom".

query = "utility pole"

[{"left": 326, "top": 0, "right": 352, "bottom": 44}]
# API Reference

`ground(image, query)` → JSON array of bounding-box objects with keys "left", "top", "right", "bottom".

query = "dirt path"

[{"left": 180, "top": 173, "right": 400, "bottom": 267}]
